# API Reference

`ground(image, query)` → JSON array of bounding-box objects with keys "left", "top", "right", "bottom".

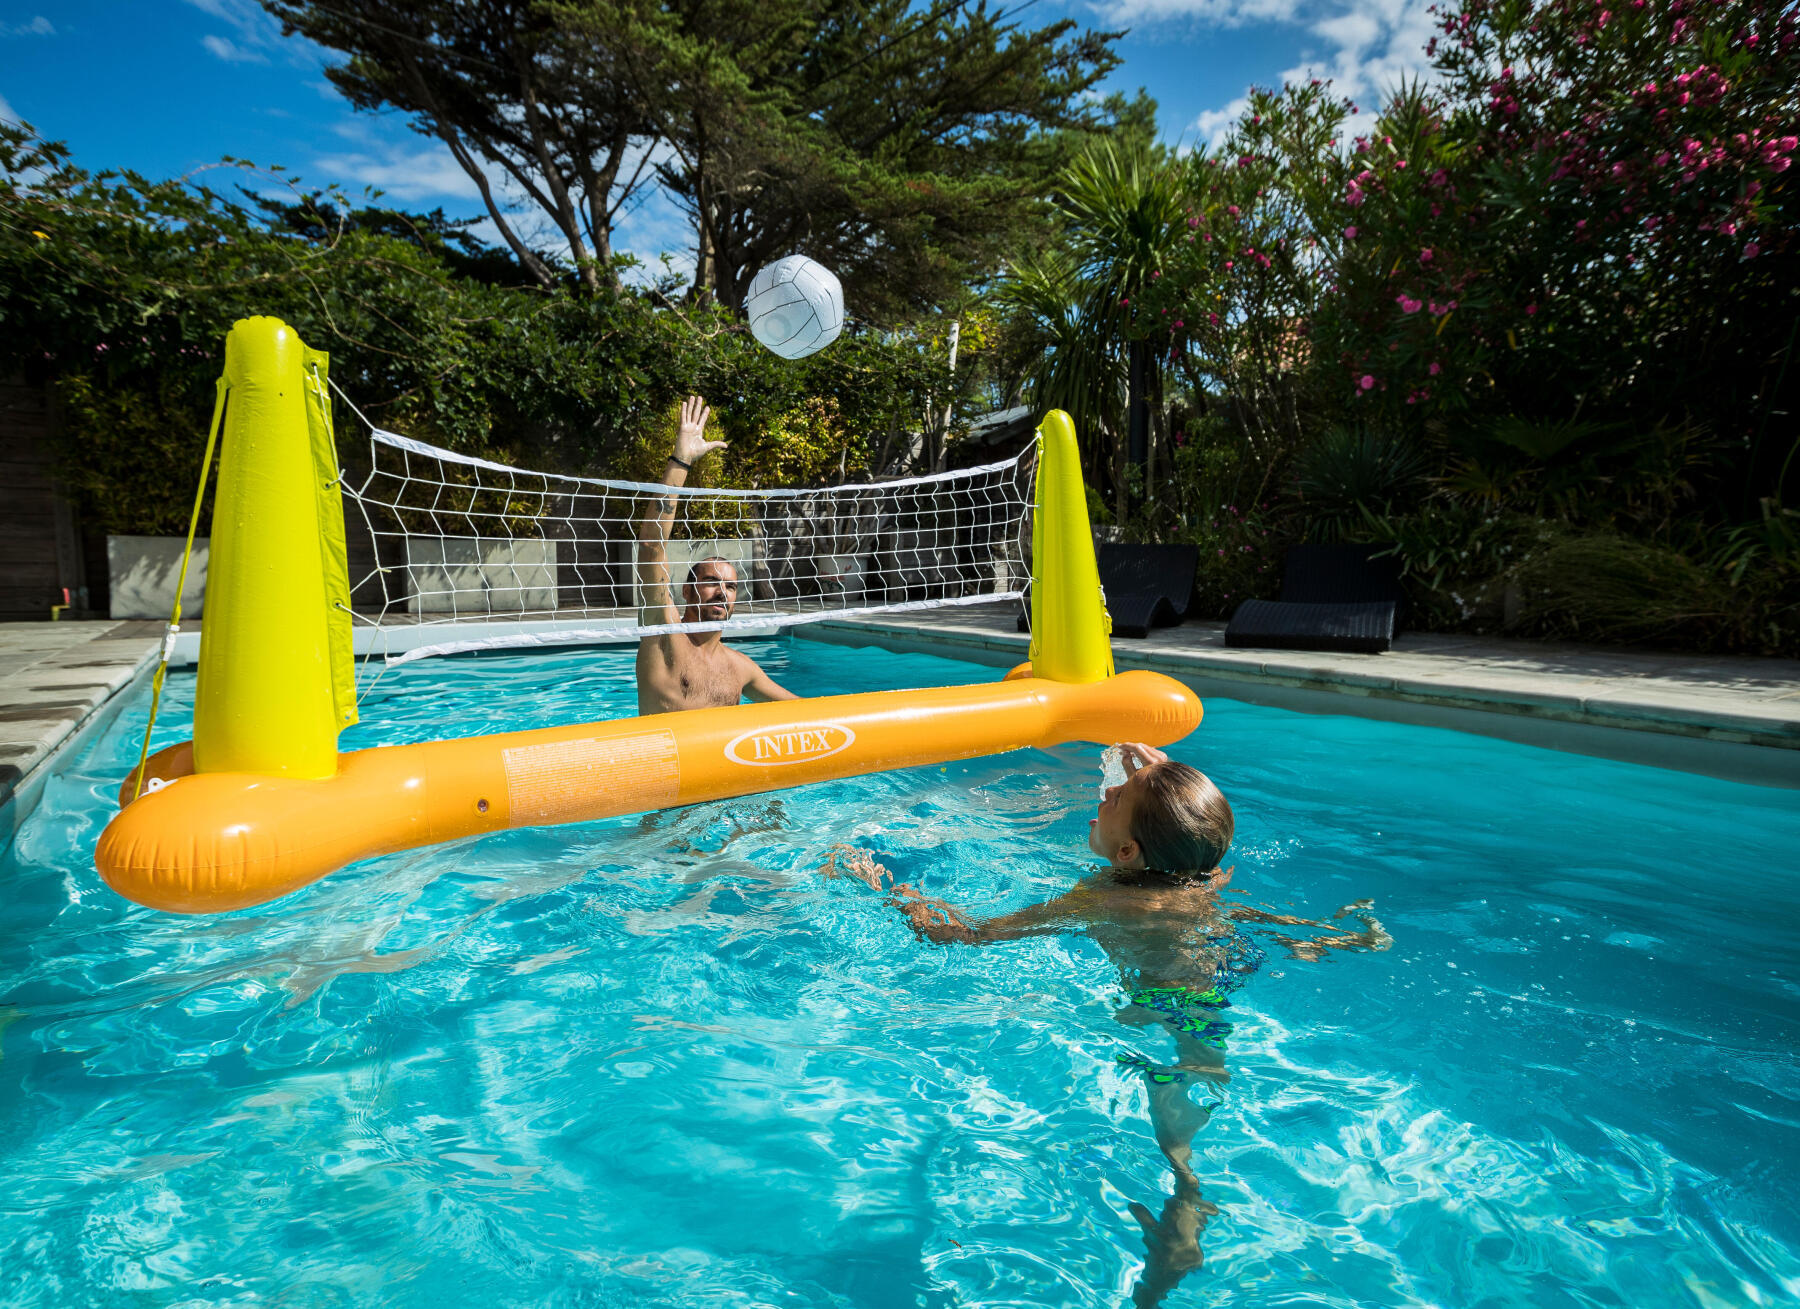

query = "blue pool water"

[{"left": 2, "top": 639, "right": 1797, "bottom": 1307}]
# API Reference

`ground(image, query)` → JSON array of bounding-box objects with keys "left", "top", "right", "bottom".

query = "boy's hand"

[
  {"left": 1119, "top": 742, "right": 1168, "bottom": 778},
  {"left": 888, "top": 884, "right": 975, "bottom": 943},
  {"left": 820, "top": 844, "right": 889, "bottom": 891},
  {"left": 672, "top": 395, "right": 727, "bottom": 466}
]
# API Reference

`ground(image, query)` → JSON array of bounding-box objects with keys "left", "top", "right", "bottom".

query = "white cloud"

[
  {"left": 201, "top": 34, "right": 268, "bottom": 64},
  {"left": 0, "top": 92, "right": 18, "bottom": 124},
  {"left": 182, "top": 0, "right": 267, "bottom": 39},
  {"left": 1190, "top": 93, "right": 1252, "bottom": 145},
  {"left": 613, "top": 187, "right": 699, "bottom": 289},
  {"left": 311, "top": 141, "right": 485, "bottom": 203},
  {"left": 185, "top": 0, "right": 323, "bottom": 69},
  {"left": 1103, "top": 0, "right": 1301, "bottom": 26},
  {"left": 1, "top": 16, "right": 55, "bottom": 37},
  {"left": 1315, "top": 10, "right": 1381, "bottom": 51},
  {"left": 1175, "top": 0, "right": 1440, "bottom": 147}
]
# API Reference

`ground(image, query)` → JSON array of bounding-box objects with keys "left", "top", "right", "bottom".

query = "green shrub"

[
  {"left": 1293, "top": 426, "right": 1430, "bottom": 541},
  {"left": 1506, "top": 534, "right": 1742, "bottom": 648}
]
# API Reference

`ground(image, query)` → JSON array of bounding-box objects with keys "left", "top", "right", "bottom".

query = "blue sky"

[{"left": 1, "top": 0, "right": 1435, "bottom": 278}]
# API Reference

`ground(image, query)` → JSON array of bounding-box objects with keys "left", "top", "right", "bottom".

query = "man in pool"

[
  {"left": 824, "top": 743, "right": 1387, "bottom": 1307},
  {"left": 636, "top": 395, "right": 797, "bottom": 715}
]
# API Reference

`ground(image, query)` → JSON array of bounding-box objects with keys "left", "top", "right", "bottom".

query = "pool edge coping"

[
  {"left": 0, "top": 632, "right": 160, "bottom": 850},
  {"left": 794, "top": 616, "right": 1800, "bottom": 789}
]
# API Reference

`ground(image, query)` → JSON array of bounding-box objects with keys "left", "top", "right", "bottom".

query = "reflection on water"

[{"left": 0, "top": 639, "right": 1797, "bottom": 1307}]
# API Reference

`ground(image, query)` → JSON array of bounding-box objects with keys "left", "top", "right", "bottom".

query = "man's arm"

[
  {"left": 637, "top": 395, "right": 725, "bottom": 628},
  {"left": 741, "top": 659, "right": 798, "bottom": 703}
]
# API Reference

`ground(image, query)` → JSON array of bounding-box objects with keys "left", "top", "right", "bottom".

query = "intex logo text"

[{"left": 723, "top": 723, "right": 857, "bottom": 766}]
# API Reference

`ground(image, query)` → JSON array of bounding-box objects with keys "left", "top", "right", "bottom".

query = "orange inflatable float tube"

[
  {"left": 94, "top": 319, "right": 1205, "bottom": 915},
  {"left": 100, "top": 671, "right": 1201, "bottom": 914}
]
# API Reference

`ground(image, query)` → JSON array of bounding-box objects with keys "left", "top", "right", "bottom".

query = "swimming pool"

[{"left": 2, "top": 639, "right": 1796, "bottom": 1307}]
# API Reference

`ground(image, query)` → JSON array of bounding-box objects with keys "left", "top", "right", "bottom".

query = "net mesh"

[{"left": 336, "top": 409, "right": 1035, "bottom": 665}]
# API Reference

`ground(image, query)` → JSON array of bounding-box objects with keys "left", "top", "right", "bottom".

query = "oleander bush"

[{"left": 1027, "top": 0, "right": 1800, "bottom": 653}]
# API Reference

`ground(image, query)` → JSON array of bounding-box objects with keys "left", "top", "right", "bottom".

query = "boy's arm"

[
  {"left": 820, "top": 845, "right": 1085, "bottom": 946},
  {"left": 1228, "top": 900, "right": 1392, "bottom": 961},
  {"left": 892, "top": 883, "right": 1087, "bottom": 946}
]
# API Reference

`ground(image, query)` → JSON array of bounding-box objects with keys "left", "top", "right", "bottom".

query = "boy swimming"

[{"left": 824, "top": 743, "right": 1388, "bottom": 1306}]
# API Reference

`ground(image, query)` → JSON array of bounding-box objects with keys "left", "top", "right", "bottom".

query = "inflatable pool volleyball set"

[{"left": 95, "top": 317, "right": 1203, "bottom": 914}]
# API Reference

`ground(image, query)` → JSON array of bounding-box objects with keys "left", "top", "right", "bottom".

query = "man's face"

[
  {"left": 1089, "top": 772, "right": 1146, "bottom": 868},
  {"left": 684, "top": 562, "right": 739, "bottom": 621}
]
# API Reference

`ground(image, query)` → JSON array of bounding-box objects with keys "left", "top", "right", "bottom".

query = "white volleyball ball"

[{"left": 745, "top": 255, "right": 844, "bottom": 359}]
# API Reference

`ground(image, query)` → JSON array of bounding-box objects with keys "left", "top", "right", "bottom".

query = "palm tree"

[
  {"left": 999, "top": 142, "right": 1184, "bottom": 515},
  {"left": 995, "top": 246, "right": 1125, "bottom": 476}
]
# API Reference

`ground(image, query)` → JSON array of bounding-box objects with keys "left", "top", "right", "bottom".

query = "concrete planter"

[
  {"left": 108, "top": 535, "right": 207, "bottom": 620},
  {"left": 405, "top": 538, "right": 560, "bottom": 615}
]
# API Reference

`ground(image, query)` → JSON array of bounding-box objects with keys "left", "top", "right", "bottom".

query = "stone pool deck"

[
  {"left": 2, "top": 605, "right": 1798, "bottom": 840},
  {"left": 798, "top": 603, "right": 1800, "bottom": 788},
  {"left": 0, "top": 619, "right": 163, "bottom": 840}
]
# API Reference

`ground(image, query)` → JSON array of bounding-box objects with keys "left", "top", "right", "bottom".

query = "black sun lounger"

[
  {"left": 1019, "top": 542, "right": 1200, "bottom": 639},
  {"left": 1224, "top": 544, "right": 1405, "bottom": 654}
]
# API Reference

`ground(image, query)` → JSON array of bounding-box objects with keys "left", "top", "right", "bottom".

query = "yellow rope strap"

[{"left": 128, "top": 376, "right": 228, "bottom": 802}]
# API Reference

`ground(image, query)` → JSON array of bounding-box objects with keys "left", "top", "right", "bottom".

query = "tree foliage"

[
  {"left": 265, "top": 0, "right": 1121, "bottom": 317},
  {"left": 265, "top": 0, "right": 661, "bottom": 292},
  {"left": 0, "top": 123, "right": 967, "bottom": 536}
]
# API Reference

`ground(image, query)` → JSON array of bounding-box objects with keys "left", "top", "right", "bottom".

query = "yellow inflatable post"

[
  {"left": 192, "top": 318, "right": 356, "bottom": 778},
  {"left": 1029, "top": 411, "right": 1114, "bottom": 684}
]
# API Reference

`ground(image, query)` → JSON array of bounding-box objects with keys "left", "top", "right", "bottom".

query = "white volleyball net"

[{"left": 335, "top": 416, "right": 1035, "bottom": 665}]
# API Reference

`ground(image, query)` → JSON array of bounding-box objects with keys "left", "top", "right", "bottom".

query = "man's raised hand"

[{"left": 673, "top": 395, "right": 727, "bottom": 466}]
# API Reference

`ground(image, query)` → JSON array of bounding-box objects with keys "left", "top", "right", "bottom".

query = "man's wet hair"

[{"left": 1131, "top": 762, "right": 1234, "bottom": 873}]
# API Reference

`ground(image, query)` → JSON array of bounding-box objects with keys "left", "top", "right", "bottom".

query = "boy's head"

[{"left": 1089, "top": 761, "right": 1234, "bottom": 876}]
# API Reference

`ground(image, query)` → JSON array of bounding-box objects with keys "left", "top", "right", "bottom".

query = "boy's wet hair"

[{"left": 1131, "top": 762, "right": 1234, "bottom": 873}]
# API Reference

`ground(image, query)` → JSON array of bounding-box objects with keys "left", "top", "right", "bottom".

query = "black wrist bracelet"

[{"left": 667, "top": 455, "right": 692, "bottom": 471}]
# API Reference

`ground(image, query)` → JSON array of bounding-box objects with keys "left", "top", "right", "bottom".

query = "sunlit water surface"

[{"left": 2, "top": 639, "right": 1797, "bottom": 1307}]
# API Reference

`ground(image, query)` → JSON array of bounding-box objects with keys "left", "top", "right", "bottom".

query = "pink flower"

[
  {"left": 1746, "top": 242, "right": 1761, "bottom": 258},
  {"left": 1208, "top": 313, "right": 1220, "bottom": 325},
  {"left": 1224, "top": 260, "right": 1234, "bottom": 270},
  {"left": 1344, "top": 226, "right": 1358, "bottom": 239},
  {"left": 1396, "top": 295, "right": 1423, "bottom": 314},
  {"left": 1428, "top": 361, "right": 1442, "bottom": 375},
  {"left": 1360, "top": 374, "right": 1375, "bottom": 390},
  {"left": 1227, "top": 205, "right": 1241, "bottom": 217},
  {"left": 1420, "top": 248, "right": 1434, "bottom": 263},
  {"left": 1187, "top": 215, "right": 1200, "bottom": 229},
  {"left": 1525, "top": 303, "right": 1538, "bottom": 316}
]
